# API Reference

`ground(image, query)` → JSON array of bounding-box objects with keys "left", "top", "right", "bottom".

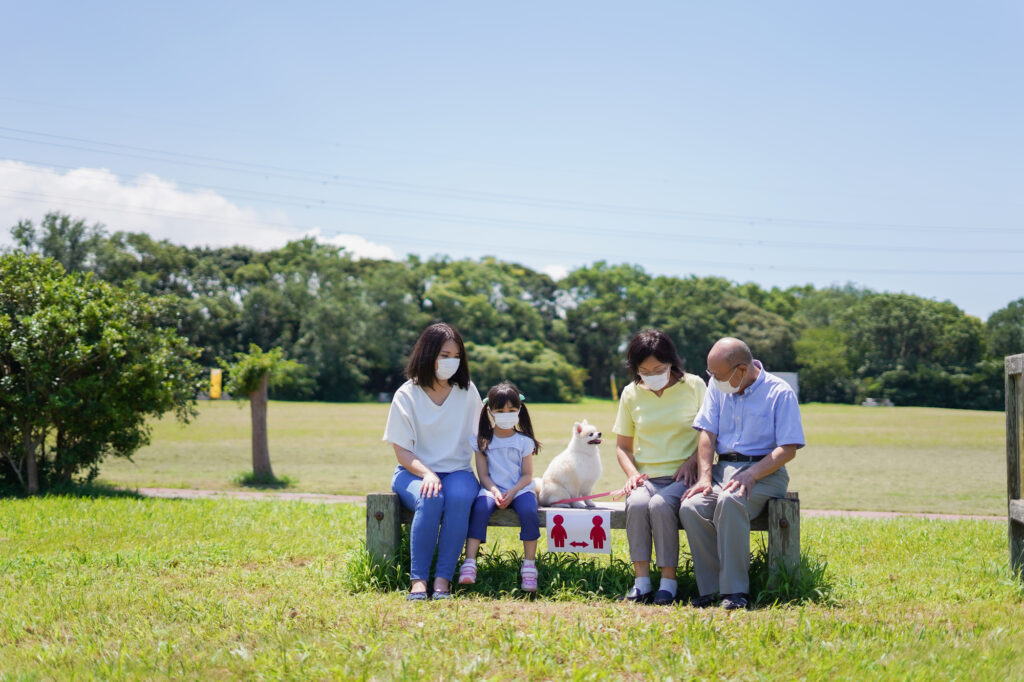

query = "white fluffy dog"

[{"left": 534, "top": 420, "right": 603, "bottom": 508}]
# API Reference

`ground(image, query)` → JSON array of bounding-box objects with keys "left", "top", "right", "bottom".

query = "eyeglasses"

[{"left": 705, "top": 364, "right": 742, "bottom": 381}]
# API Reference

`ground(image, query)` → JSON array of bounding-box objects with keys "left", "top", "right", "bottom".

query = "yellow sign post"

[{"left": 210, "top": 368, "right": 223, "bottom": 399}]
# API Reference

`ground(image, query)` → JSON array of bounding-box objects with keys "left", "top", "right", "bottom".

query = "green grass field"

[
  {"left": 1, "top": 496, "right": 1021, "bottom": 679},
  {"left": 97, "top": 400, "right": 1007, "bottom": 516},
  {"left": 6, "top": 403, "right": 1020, "bottom": 679}
]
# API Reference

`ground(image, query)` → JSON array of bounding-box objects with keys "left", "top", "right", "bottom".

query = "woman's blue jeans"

[{"left": 391, "top": 466, "right": 479, "bottom": 582}]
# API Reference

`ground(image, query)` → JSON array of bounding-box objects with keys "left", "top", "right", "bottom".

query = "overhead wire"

[
  {"left": 3, "top": 162, "right": 1024, "bottom": 258},
  {"left": 1, "top": 187, "right": 1021, "bottom": 277},
  {"left": 1, "top": 126, "right": 1019, "bottom": 235}
]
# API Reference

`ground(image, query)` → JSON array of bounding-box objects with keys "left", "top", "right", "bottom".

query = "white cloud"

[
  {"left": 306, "top": 229, "right": 397, "bottom": 260},
  {"left": 542, "top": 264, "right": 569, "bottom": 282},
  {"left": 0, "top": 161, "right": 395, "bottom": 258}
]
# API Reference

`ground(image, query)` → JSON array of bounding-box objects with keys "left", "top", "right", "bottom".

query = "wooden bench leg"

[
  {"left": 767, "top": 496, "right": 800, "bottom": 589},
  {"left": 366, "top": 492, "right": 402, "bottom": 567}
]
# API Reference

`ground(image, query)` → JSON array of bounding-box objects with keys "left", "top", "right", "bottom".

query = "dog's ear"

[{"left": 575, "top": 422, "right": 582, "bottom": 434}]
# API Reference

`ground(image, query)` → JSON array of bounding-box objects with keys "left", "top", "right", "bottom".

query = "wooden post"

[
  {"left": 366, "top": 493, "right": 402, "bottom": 567},
  {"left": 1006, "top": 354, "right": 1024, "bottom": 578},
  {"left": 767, "top": 494, "right": 800, "bottom": 589}
]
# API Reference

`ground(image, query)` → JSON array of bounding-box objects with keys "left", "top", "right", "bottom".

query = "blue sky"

[{"left": 1, "top": 1, "right": 1021, "bottom": 319}]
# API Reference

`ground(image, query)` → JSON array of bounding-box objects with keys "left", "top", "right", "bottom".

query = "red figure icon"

[
  {"left": 590, "top": 516, "right": 607, "bottom": 549},
  {"left": 551, "top": 514, "right": 567, "bottom": 548}
]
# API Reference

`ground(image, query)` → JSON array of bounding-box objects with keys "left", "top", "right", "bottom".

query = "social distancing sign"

[{"left": 545, "top": 509, "right": 611, "bottom": 554}]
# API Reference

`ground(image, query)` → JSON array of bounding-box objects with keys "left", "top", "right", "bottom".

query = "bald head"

[{"left": 708, "top": 337, "right": 753, "bottom": 368}]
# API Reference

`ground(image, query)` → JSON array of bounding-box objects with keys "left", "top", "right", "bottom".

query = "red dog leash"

[{"left": 548, "top": 474, "right": 648, "bottom": 506}]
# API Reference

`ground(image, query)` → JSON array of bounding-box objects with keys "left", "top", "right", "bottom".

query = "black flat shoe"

[
  {"left": 721, "top": 593, "right": 748, "bottom": 610},
  {"left": 430, "top": 590, "right": 453, "bottom": 600},
  {"left": 690, "top": 593, "right": 717, "bottom": 608},
  {"left": 406, "top": 591, "right": 429, "bottom": 601},
  {"left": 652, "top": 589, "right": 677, "bottom": 606},
  {"left": 624, "top": 586, "right": 654, "bottom": 604}
]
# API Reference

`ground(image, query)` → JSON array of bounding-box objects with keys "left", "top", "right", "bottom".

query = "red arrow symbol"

[{"left": 570, "top": 541, "right": 589, "bottom": 548}]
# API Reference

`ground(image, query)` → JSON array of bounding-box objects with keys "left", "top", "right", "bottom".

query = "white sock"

[
  {"left": 659, "top": 578, "right": 678, "bottom": 596},
  {"left": 634, "top": 576, "right": 652, "bottom": 594},
  {"left": 463, "top": 558, "right": 476, "bottom": 565},
  {"left": 522, "top": 559, "right": 535, "bottom": 567}
]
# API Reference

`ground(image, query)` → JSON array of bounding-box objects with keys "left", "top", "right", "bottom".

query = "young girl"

[{"left": 458, "top": 382, "right": 542, "bottom": 592}]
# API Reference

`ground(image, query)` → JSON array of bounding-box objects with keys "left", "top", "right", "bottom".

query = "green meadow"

[
  {"left": 2, "top": 401, "right": 1018, "bottom": 679},
  {"left": 0, "top": 497, "right": 1021, "bottom": 679},
  {"left": 97, "top": 400, "right": 1006, "bottom": 516}
]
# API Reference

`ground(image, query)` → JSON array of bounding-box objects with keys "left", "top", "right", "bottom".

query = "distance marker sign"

[{"left": 545, "top": 509, "right": 611, "bottom": 554}]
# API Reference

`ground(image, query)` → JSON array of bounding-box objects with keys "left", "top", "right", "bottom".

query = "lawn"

[
  {"left": 0, "top": 496, "right": 1020, "bottom": 679},
  {"left": 97, "top": 400, "right": 1007, "bottom": 516}
]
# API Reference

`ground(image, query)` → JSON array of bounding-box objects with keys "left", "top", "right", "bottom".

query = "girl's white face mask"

[
  {"left": 640, "top": 370, "right": 670, "bottom": 392},
  {"left": 435, "top": 357, "right": 461, "bottom": 381},
  {"left": 491, "top": 410, "right": 520, "bottom": 429}
]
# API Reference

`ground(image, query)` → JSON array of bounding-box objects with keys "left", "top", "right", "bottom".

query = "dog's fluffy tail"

[{"left": 532, "top": 477, "right": 546, "bottom": 504}]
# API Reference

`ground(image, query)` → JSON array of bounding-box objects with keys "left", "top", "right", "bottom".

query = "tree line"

[{"left": 10, "top": 212, "right": 1023, "bottom": 410}]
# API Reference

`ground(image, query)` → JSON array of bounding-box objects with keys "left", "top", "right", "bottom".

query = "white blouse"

[{"left": 382, "top": 380, "right": 483, "bottom": 474}]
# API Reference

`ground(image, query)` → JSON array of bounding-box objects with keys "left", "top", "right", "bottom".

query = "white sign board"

[{"left": 545, "top": 509, "right": 611, "bottom": 554}]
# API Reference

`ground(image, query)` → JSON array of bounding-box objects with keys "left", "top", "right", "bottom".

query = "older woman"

[
  {"left": 383, "top": 323, "right": 482, "bottom": 600},
  {"left": 613, "top": 329, "right": 707, "bottom": 605}
]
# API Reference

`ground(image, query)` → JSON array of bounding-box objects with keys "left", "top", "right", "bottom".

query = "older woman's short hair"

[{"left": 625, "top": 329, "right": 686, "bottom": 383}]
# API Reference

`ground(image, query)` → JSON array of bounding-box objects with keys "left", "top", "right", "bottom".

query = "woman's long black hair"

[
  {"left": 476, "top": 381, "right": 541, "bottom": 455},
  {"left": 404, "top": 322, "right": 470, "bottom": 390}
]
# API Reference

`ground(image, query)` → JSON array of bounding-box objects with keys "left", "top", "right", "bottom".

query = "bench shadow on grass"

[{"left": 346, "top": 530, "right": 837, "bottom": 607}]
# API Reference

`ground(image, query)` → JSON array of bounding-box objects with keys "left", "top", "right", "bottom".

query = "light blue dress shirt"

[{"left": 692, "top": 360, "right": 805, "bottom": 456}]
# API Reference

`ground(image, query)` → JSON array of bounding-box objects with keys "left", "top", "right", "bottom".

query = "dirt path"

[
  {"left": 133, "top": 487, "right": 1003, "bottom": 521},
  {"left": 135, "top": 487, "right": 365, "bottom": 504}
]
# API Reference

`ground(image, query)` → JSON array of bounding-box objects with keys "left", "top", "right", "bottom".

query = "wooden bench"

[{"left": 366, "top": 491, "right": 800, "bottom": 587}]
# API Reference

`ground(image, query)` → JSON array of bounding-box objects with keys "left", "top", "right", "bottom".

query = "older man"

[{"left": 679, "top": 337, "right": 805, "bottom": 610}]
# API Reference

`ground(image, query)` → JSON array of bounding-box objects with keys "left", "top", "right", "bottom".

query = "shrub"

[{"left": 0, "top": 253, "right": 202, "bottom": 494}]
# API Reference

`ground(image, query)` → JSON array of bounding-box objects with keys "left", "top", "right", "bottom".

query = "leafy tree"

[
  {"left": 9, "top": 212, "right": 106, "bottom": 273},
  {"left": 559, "top": 262, "right": 654, "bottom": 396},
  {"left": 794, "top": 326, "right": 856, "bottom": 403},
  {"left": 467, "top": 340, "right": 586, "bottom": 403},
  {"left": 221, "top": 345, "right": 311, "bottom": 482},
  {"left": 0, "top": 253, "right": 202, "bottom": 494},
  {"left": 986, "top": 298, "right": 1024, "bottom": 359}
]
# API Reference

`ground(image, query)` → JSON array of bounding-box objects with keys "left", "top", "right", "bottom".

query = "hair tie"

[
  {"left": 482, "top": 397, "right": 488, "bottom": 405},
  {"left": 519, "top": 393, "right": 526, "bottom": 401}
]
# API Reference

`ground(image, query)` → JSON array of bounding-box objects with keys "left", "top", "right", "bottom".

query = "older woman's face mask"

[{"left": 640, "top": 370, "right": 670, "bottom": 392}]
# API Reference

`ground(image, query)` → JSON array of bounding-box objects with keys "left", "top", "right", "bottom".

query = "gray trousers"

[
  {"left": 678, "top": 462, "right": 789, "bottom": 596},
  {"left": 625, "top": 476, "right": 690, "bottom": 568}
]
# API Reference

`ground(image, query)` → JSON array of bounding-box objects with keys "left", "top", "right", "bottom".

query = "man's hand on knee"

[
  {"left": 685, "top": 476, "right": 713, "bottom": 499},
  {"left": 722, "top": 469, "right": 757, "bottom": 498}
]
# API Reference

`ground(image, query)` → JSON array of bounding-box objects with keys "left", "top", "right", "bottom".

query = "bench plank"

[{"left": 371, "top": 491, "right": 801, "bottom": 586}]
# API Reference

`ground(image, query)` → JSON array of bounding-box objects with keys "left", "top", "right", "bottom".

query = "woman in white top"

[{"left": 383, "top": 323, "right": 482, "bottom": 600}]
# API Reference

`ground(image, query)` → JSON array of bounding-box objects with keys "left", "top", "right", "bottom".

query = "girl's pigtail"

[
  {"left": 517, "top": 404, "right": 541, "bottom": 455},
  {"left": 477, "top": 406, "right": 493, "bottom": 455}
]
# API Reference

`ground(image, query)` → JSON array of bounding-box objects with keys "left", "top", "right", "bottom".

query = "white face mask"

[
  {"left": 712, "top": 366, "right": 742, "bottom": 395},
  {"left": 435, "top": 357, "right": 461, "bottom": 381},
  {"left": 491, "top": 410, "right": 520, "bottom": 430},
  {"left": 640, "top": 370, "right": 670, "bottom": 392}
]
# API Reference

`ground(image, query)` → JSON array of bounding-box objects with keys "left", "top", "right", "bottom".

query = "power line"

[
  {"left": 2, "top": 126, "right": 1019, "bottom": 235},
  {"left": 4, "top": 161, "right": 1024, "bottom": 258},
  {"left": 2, "top": 188, "right": 1021, "bottom": 277}
]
